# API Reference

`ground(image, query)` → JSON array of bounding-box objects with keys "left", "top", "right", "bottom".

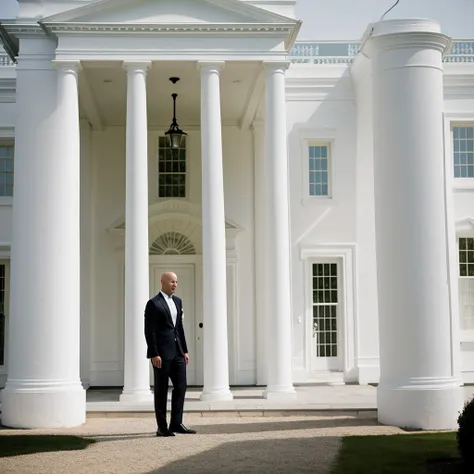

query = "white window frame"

[
  {"left": 300, "top": 244, "right": 356, "bottom": 377},
  {"left": 0, "top": 257, "right": 10, "bottom": 373},
  {"left": 156, "top": 135, "right": 189, "bottom": 201},
  {"left": 0, "top": 128, "right": 14, "bottom": 207},
  {"left": 444, "top": 114, "right": 474, "bottom": 191},
  {"left": 455, "top": 231, "right": 474, "bottom": 342},
  {"left": 298, "top": 128, "right": 336, "bottom": 206}
]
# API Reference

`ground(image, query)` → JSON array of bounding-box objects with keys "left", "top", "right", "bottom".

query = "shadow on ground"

[
  {"left": 144, "top": 437, "right": 341, "bottom": 473},
  {"left": 79, "top": 416, "right": 378, "bottom": 443},
  {"left": 0, "top": 435, "right": 95, "bottom": 458}
]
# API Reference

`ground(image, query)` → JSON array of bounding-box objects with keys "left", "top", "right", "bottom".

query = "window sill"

[
  {"left": 453, "top": 180, "right": 474, "bottom": 192},
  {"left": 461, "top": 331, "right": 474, "bottom": 343},
  {"left": 0, "top": 197, "right": 13, "bottom": 207},
  {"left": 301, "top": 196, "right": 333, "bottom": 207}
]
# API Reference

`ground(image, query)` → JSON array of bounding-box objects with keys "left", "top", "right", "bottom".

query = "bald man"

[{"left": 144, "top": 272, "right": 196, "bottom": 437}]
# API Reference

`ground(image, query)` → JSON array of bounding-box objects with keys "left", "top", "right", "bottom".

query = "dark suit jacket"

[{"left": 144, "top": 292, "right": 188, "bottom": 360}]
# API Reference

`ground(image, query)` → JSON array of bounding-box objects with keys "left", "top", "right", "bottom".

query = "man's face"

[{"left": 161, "top": 273, "right": 178, "bottom": 295}]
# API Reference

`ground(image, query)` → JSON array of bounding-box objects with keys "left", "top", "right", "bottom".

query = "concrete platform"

[{"left": 85, "top": 384, "right": 474, "bottom": 417}]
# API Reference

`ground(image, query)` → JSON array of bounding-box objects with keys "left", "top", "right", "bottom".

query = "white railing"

[
  {"left": 290, "top": 40, "right": 474, "bottom": 65},
  {"left": 290, "top": 41, "right": 359, "bottom": 65},
  {"left": 0, "top": 41, "right": 473, "bottom": 67},
  {"left": 0, "top": 53, "right": 15, "bottom": 67}
]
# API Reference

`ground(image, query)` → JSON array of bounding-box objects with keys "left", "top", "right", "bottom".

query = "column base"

[
  {"left": 264, "top": 386, "right": 297, "bottom": 401},
  {"left": 200, "top": 389, "right": 233, "bottom": 402},
  {"left": 377, "top": 378, "right": 464, "bottom": 430},
  {"left": 119, "top": 389, "right": 153, "bottom": 403},
  {"left": 1, "top": 381, "right": 86, "bottom": 429}
]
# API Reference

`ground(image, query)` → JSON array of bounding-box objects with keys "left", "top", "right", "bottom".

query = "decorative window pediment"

[{"left": 41, "top": 0, "right": 296, "bottom": 26}]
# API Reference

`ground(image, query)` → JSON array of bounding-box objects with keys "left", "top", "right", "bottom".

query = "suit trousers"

[{"left": 152, "top": 352, "right": 187, "bottom": 430}]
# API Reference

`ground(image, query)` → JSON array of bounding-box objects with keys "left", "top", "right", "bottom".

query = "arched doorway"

[{"left": 148, "top": 228, "right": 203, "bottom": 386}]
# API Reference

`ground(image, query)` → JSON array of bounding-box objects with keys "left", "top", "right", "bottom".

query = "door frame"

[
  {"left": 149, "top": 255, "right": 203, "bottom": 386},
  {"left": 300, "top": 245, "right": 356, "bottom": 379}
]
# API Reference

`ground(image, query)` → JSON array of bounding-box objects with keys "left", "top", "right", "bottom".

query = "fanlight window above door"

[{"left": 150, "top": 232, "right": 196, "bottom": 255}]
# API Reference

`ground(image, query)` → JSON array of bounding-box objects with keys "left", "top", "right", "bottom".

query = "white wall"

[
  {"left": 286, "top": 65, "right": 359, "bottom": 382},
  {"left": 444, "top": 94, "right": 474, "bottom": 383}
]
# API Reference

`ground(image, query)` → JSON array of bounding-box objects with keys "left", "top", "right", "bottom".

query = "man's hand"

[
  {"left": 184, "top": 353, "right": 190, "bottom": 365},
  {"left": 151, "top": 356, "right": 162, "bottom": 369}
]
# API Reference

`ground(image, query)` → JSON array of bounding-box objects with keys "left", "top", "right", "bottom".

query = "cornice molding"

[
  {"left": 364, "top": 31, "right": 452, "bottom": 58},
  {"left": 42, "top": 21, "right": 296, "bottom": 36},
  {"left": 1, "top": 22, "right": 46, "bottom": 38}
]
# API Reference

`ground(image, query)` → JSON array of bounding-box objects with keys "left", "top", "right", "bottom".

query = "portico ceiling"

[{"left": 79, "top": 60, "right": 262, "bottom": 128}]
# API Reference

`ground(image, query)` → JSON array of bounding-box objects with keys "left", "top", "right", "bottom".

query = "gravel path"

[{"left": 0, "top": 415, "right": 405, "bottom": 473}]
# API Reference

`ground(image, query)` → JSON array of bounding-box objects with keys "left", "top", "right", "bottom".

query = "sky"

[{"left": 0, "top": 0, "right": 472, "bottom": 40}]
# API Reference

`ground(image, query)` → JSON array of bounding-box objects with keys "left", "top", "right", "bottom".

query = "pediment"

[
  {"left": 456, "top": 217, "right": 474, "bottom": 234},
  {"left": 42, "top": 0, "right": 296, "bottom": 25},
  {"left": 108, "top": 200, "right": 242, "bottom": 233}
]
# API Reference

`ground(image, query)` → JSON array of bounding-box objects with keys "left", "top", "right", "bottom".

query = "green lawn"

[
  {"left": 332, "top": 432, "right": 466, "bottom": 474},
  {"left": 0, "top": 435, "right": 95, "bottom": 458}
]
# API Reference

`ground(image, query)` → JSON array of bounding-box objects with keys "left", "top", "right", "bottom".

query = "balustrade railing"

[
  {"left": 290, "top": 40, "right": 474, "bottom": 65},
  {"left": 0, "top": 41, "right": 473, "bottom": 67}
]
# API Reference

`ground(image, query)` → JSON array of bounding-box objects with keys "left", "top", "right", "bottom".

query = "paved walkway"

[
  {"left": 0, "top": 414, "right": 406, "bottom": 474},
  {"left": 0, "top": 385, "right": 471, "bottom": 473}
]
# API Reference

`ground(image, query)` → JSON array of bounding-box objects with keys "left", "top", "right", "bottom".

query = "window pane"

[
  {"left": 308, "top": 145, "right": 330, "bottom": 196},
  {"left": 312, "top": 263, "right": 338, "bottom": 359},
  {"left": 0, "top": 145, "right": 14, "bottom": 197},
  {"left": 453, "top": 126, "right": 474, "bottom": 179},
  {"left": 158, "top": 137, "right": 186, "bottom": 198}
]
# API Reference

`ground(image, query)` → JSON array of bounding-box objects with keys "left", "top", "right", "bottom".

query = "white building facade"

[{"left": 0, "top": 0, "right": 473, "bottom": 430}]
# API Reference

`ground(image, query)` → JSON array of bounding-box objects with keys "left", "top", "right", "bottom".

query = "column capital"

[
  {"left": 262, "top": 60, "right": 290, "bottom": 72},
  {"left": 363, "top": 19, "right": 451, "bottom": 58},
  {"left": 51, "top": 60, "right": 82, "bottom": 74},
  {"left": 122, "top": 60, "right": 152, "bottom": 74},
  {"left": 197, "top": 61, "right": 225, "bottom": 72}
]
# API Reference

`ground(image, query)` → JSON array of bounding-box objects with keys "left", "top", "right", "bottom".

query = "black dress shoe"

[
  {"left": 156, "top": 428, "right": 175, "bottom": 437},
  {"left": 169, "top": 423, "right": 196, "bottom": 434}
]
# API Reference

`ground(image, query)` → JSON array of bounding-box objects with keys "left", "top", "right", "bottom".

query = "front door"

[
  {"left": 149, "top": 263, "right": 202, "bottom": 385},
  {"left": 310, "top": 261, "right": 343, "bottom": 372}
]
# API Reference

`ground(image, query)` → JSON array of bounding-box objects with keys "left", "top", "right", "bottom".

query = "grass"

[
  {"left": 0, "top": 435, "right": 95, "bottom": 458},
  {"left": 332, "top": 432, "right": 465, "bottom": 474}
]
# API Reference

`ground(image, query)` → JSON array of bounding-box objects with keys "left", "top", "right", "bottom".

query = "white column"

[
  {"left": 80, "top": 119, "right": 92, "bottom": 389},
  {"left": 120, "top": 61, "right": 153, "bottom": 403},
  {"left": 198, "top": 61, "right": 233, "bottom": 401},
  {"left": 253, "top": 120, "right": 269, "bottom": 385},
  {"left": 2, "top": 40, "right": 85, "bottom": 428},
  {"left": 364, "top": 19, "right": 463, "bottom": 430},
  {"left": 263, "top": 62, "right": 296, "bottom": 399}
]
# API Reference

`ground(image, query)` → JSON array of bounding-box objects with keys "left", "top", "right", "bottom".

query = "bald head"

[{"left": 161, "top": 272, "right": 178, "bottom": 296}]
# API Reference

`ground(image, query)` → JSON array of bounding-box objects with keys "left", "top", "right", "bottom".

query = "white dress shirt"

[{"left": 161, "top": 291, "right": 177, "bottom": 326}]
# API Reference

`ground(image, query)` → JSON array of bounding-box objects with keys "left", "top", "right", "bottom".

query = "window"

[
  {"left": 459, "top": 238, "right": 474, "bottom": 332},
  {"left": 308, "top": 144, "right": 330, "bottom": 197},
  {"left": 0, "top": 144, "right": 14, "bottom": 197},
  {"left": 150, "top": 232, "right": 196, "bottom": 255},
  {"left": 453, "top": 125, "right": 474, "bottom": 178},
  {"left": 158, "top": 136, "right": 186, "bottom": 198},
  {"left": 0, "top": 263, "right": 7, "bottom": 366},
  {"left": 312, "top": 263, "right": 338, "bottom": 357}
]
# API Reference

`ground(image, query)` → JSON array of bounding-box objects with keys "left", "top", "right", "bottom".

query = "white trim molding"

[
  {"left": 299, "top": 244, "right": 357, "bottom": 383},
  {"left": 444, "top": 113, "right": 474, "bottom": 192},
  {"left": 0, "top": 243, "right": 11, "bottom": 259},
  {"left": 296, "top": 127, "right": 337, "bottom": 206}
]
